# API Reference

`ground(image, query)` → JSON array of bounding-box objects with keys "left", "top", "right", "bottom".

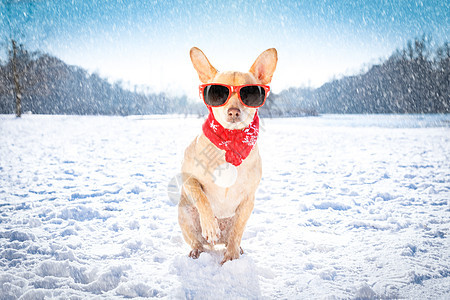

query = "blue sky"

[{"left": 1, "top": 0, "right": 449, "bottom": 97}]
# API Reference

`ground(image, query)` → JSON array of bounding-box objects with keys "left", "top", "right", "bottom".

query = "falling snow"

[{"left": 0, "top": 1, "right": 449, "bottom": 299}]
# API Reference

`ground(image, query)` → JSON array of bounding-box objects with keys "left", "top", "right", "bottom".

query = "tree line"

[
  {"left": 0, "top": 36, "right": 448, "bottom": 116},
  {"left": 0, "top": 42, "right": 205, "bottom": 116},
  {"left": 271, "top": 36, "right": 449, "bottom": 115}
]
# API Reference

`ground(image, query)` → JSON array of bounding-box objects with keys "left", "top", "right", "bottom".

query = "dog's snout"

[{"left": 227, "top": 108, "right": 240, "bottom": 118}]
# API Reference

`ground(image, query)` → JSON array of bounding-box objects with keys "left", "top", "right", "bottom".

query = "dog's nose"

[{"left": 227, "top": 108, "right": 240, "bottom": 119}]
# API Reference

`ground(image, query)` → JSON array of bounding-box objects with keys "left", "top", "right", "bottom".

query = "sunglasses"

[{"left": 199, "top": 84, "right": 270, "bottom": 108}]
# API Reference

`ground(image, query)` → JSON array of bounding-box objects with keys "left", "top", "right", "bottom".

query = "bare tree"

[
  {"left": 10, "top": 40, "right": 22, "bottom": 117},
  {"left": 3, "top": 0, "right": 37, "bottom": 117}
]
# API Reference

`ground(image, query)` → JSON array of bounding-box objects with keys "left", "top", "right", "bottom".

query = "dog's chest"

[
  {"left": 204, "top": 183, "right": 246, "bottom": 218},
  {"left": 192, "top": 135, "right": 261, "bottom": 218}
]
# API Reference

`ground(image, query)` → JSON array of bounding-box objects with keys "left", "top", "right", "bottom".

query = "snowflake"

[
  {"left": 242, "top": 136, "right": 257, "bottom": 146},
  {"left": 219, "top": 140, "right": 231, "bottom": 147},
  {"left": 244, "top": 125, "right": 258, "bottom": 134},
  {"left": 210, "top": 121, "right": 218, "bottom": 132}
]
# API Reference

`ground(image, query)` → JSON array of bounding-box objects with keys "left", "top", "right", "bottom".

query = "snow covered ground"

[{"left": 0, "top": 114, "right": 449, "bottom": 299}]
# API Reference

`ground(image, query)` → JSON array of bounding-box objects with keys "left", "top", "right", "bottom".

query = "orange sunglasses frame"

[{"left": 199, "top": 84, "right": 270, "bottom": 108}]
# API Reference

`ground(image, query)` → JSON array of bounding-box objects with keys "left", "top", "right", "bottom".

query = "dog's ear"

[
  {"left": 190, "top": 47, "right": 217, "bottom": 83},
  {"left": 249, "top": 48, "right": 278, "bottom": 84}
]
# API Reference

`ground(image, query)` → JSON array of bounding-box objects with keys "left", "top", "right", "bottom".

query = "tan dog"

[{"left": 178, "top": 47, "right": 277, "bottom": 264}]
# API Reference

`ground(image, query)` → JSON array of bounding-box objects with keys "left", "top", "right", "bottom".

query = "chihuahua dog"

[{"left": 178, "top": 47, "right": 277, "bottom": 264}]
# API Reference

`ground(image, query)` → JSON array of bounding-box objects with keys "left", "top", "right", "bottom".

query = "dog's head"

[{"left": 190, "top": 47, "right": 277, "bottom": 129}]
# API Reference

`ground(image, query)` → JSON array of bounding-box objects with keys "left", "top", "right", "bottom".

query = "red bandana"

[{"left": 202, "top": 108, "right": 259, "bottom": 166}]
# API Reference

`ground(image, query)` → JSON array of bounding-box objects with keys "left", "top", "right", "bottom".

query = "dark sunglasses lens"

[
  {"left": 240, "top": 86, "right": 266, "bottom": 107},
  {"left": 203, "top": 85, "right": 229, "bottom": 106}
]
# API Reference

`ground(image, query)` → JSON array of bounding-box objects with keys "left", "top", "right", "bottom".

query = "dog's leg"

[
  {"left": 221, "top": 195, "right": 255, "bottom": 265},
  {"left": 182, "top": 176, "right": 220, "bottom": 246},
  {"left": 178, "top": 195, "right": 206, "bottom": 258}
]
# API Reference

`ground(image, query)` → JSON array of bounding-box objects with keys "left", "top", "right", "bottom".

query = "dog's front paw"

[
  {"left": 189, "top": 248, "right": 203, "bottom": 259},
  {"left": 199, "top": 214, "right": 220, "bottom": 245},
  {"left": 221, "top": 245, "right": 241, "bottom": 265}
]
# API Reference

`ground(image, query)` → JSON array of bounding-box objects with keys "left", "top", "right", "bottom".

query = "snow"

[{"left": 0, "top": 114, "right": 449, "bottom": 299}]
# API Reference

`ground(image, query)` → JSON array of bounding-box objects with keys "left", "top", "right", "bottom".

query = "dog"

[{"left": 178, "top": 47, "right": 277, "bottom": 265}]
